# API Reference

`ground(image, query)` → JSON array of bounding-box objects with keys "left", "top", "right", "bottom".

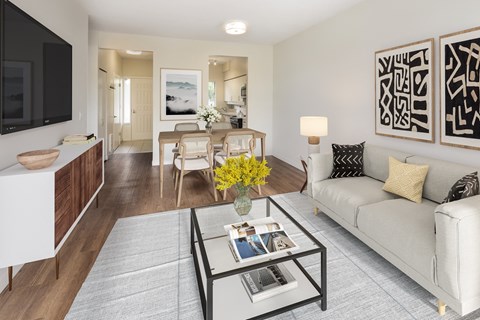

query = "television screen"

[{"left": 1, "top": 0, "right": 72, "bottom": 134}]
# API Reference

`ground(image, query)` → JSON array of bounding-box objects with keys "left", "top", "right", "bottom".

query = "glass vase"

[
  {"left": 234, "top": 184, "right": 252, "bottom": 216},
  {"left": 205, "top": 122, "right": 213, "bottom": 134}
]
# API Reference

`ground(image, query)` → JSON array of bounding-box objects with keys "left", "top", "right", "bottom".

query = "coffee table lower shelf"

[{"left": 192, "top": 243, "right": 325, "bottom": 320}]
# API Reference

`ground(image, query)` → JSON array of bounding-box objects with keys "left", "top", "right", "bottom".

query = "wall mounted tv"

[{"left": 1, "top": 0, "right": 72, "bottom": 135}]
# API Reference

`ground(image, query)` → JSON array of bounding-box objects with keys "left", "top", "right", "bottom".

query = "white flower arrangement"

[{"left": 196, "top": 105, "right": 222, "bottom": 123}]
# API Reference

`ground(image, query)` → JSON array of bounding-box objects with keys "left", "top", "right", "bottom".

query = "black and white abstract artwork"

[
  {"left": 441, "top": 27, "right": 480, "bottom": 149},
  {"left": 161, "top": 69, "right": 201, "bottom": 120},
  {"left": 375, "top": 39, "right": 434, "bottom": 142}
]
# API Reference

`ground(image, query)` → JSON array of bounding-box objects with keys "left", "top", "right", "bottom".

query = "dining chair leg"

[
  {"left": 258, "top": 184, "right": 262, "bottom": 195},
  {"left": 223, "top": 189, "right": 227, "bottom": 201},
  {"left": 177, "top": 171, "right": 184, "bottom": 207},
  {"left": 211, "top": 170, "right": 218, "bottom": 201}
]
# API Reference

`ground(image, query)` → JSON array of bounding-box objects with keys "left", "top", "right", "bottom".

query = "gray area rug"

[{"left": 66, "top": 192, "right": 480, "bottom": 320}]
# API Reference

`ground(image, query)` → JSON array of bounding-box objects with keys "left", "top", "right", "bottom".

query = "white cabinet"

[
  {"left": 0, "top": 140, "right": 104, "bottom": 289},
  {"left": 224, "top": 75, "right": 247, "bottom": 105}
]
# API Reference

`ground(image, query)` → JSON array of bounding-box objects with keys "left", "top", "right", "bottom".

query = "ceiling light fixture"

[
  {"left": 224, "top": 21, "right": 247, "bottom": 35},
  {"left": 126, "top": 50, "right": 142, "bottom": 55}
]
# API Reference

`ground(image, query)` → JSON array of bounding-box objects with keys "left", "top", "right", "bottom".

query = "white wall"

[
  {"left": 273, "top": 0, "right": 480, "bottom": 168},
  {"left": 89, "top": 31, "right": 273, "bottom": 165},
  {"left": 0, "top": 0, "right": 88, "bottom": 291}
]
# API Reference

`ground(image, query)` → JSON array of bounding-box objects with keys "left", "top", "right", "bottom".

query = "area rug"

[{"left": 66, "top": 192, "right": 480, "bottom": 320}]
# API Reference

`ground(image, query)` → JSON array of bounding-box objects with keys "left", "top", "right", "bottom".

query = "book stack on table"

[
  {"left": 224, "top": 217, "right": 300, "bottom": 303},
  {"left": 63, "top": 134, "right": 96, "bottom": 145}
]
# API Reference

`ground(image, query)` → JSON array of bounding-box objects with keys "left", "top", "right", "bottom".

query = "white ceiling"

[{"left": 77, "top": 0, "right": 365, "bottom": 45}]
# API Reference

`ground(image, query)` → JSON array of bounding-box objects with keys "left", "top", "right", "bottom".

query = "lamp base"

[
  {"left": 308, "top": 143, "right": 320, "bottom": 154},
  {"left": 308, "top": 136, "right": 320, "bottom": 145}
]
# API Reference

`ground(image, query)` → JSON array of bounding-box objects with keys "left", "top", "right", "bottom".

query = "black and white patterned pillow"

[
  {"left": 329, "top": 142, "right": 365, "bottom": 179},
  {"left": 442, "top": 172, "right": 479, "bottom": 204}
]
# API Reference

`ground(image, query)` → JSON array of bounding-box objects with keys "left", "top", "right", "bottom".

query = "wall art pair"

[{"left": 375, "top": 26, "right": 480, "bottom": 150}]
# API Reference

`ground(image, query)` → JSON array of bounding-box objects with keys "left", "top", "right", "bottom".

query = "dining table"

[{"left": 158, "top": 128, "right": 266, "bottom": 198}]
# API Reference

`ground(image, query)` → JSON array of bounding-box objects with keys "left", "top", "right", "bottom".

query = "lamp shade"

[{"left": 300, "top": 116, "right": 328, "bottom": 137}]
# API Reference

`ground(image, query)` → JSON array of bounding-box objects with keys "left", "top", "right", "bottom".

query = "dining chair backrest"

[
  {"left": 223, "top": 131, "right": 255, "bottom": 156},
  {"left": 178, "top": 133, "right": 213, "bottom": 159},
  {"left": 211, "top": 122, "right": 232, "bottom": 130},
  {"left": 174, "top": 122, "right": 199, "bottom": 131}
]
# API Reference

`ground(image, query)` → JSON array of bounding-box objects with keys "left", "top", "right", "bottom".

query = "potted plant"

[
  {"left": 214, "top": 155, "right": 271, "bottom": 215},
  {"left": 196, "top": 105, "right": 221, "bottom": 133}
]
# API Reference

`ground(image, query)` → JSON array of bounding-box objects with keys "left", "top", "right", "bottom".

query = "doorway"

[{"left": 98, "top": 48, "right": 153, "bottom": 155}]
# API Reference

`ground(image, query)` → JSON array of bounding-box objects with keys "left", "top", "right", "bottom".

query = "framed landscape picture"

[
  {"left": 160, "top": 69, "right": 201, "bottom": 120},
  {"left": 440, "top": 27, "right": 480, "bottom": 150},
  {"left": 375, "top": 39, "right": 434, "bottom": 142}
]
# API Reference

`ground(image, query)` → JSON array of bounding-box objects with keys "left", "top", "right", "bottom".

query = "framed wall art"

[
  {"left": 160, "top": 68, "right": 202, "bottom": 120},
  {"left": 440, "top": 27, "right": 480, "bottom": 150},
  {"left": 375, "top": 39, "right": 434, "bottom": 142}
]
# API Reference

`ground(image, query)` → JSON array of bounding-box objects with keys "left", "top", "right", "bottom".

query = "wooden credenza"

[{"left": 0, "top": 140, "right": 104, "bottom": 287}]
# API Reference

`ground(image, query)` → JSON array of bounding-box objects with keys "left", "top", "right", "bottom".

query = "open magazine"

[{"left": 224, "top": 217, "right": 299, "bottom": 263}]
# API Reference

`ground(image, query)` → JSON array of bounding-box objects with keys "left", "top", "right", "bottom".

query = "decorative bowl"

[{"left": 17, "top": 149, "right": 60, "bottom": 170}]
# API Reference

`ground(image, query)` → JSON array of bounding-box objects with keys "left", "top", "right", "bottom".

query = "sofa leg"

[
  {"left": 314, "top": 207, "right": 319, "bottom": 215},
  {"left": 438, "top": 300, "right": 446, "bottom": 316}
]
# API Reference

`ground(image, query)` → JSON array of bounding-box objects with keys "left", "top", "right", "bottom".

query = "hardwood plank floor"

[{"left": 0, "top": 153, "right": 305, "bottom": 320}]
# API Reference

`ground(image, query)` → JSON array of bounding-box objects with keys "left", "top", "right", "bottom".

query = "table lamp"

[{"left": 300, "top": 116, "right": 328, "bottom": 154}]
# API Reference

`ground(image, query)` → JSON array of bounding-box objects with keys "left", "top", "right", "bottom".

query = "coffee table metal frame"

[{"left": 190, "top": 196, "right": 327, "bottom": 320}]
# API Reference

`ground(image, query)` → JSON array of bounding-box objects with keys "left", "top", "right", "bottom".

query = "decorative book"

[{"left": 240, "top": 263, "right": 298, "bottom": 303}]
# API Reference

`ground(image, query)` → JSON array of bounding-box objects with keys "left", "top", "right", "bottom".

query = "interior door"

[
  {"left": 97, "top": 69, "right": 107, "bottom": 160},
  {"left": 107, "top": 84, "right": 114, "bottom": 156},
  {"left": 113, "top": 76, "right": 122, "bottom": 150},
  {"left": 131, "top": 78, "right": 153, "bottom": 140}
]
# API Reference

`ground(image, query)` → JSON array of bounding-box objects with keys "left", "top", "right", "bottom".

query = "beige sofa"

[{"left": 307, "top": 144, "right": 480, "bottom": 316}]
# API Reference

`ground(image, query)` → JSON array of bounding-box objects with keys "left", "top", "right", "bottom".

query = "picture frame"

[
  {"left": 440, "top": 26, "right": 480, "bottom": 150},
  {"left": 160, "top": 68, "right": 202, "bottom": 120},
  {"left": 3, "top": 60, "right": 32, "bottom": 125},
  {"left": 375, "top": 39, "right": 434, "bottom": 142}
]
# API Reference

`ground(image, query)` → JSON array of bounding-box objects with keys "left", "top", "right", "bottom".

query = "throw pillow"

[
  {"left": 442, "top": 172, "right": 479, "bottom": 204},
  {"left": 382, "top": 157, "right": 429, "bottom": 203},
  {"left": 329, "top": 142, "right": 365, "bottom": 179}
]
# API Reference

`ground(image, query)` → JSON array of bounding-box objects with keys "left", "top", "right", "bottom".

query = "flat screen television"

[{"left": 1, "top": 0, "right": 72, "bottom": 134}]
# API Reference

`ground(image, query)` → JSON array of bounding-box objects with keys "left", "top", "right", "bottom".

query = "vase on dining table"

[
  {"left": 233, "top": 183, "right": 252, "bottom": 216},
  {"left": 205, "top": 122, "right": 213, "bottom": 134}
]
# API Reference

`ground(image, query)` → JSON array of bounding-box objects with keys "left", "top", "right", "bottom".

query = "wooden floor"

[{"left": 0, "top": 153, "right": 305, "bottom": 320}]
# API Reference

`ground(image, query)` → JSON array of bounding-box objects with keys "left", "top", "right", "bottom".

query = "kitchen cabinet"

[{"left": 224, "top": 75, "right": 247, "bottom": 105}]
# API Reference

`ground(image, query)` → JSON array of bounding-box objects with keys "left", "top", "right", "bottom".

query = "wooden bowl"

[{"left": 17, "top": 149, "right": 60, "bottom": 170}]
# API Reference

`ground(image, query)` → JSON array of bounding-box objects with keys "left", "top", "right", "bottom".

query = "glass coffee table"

[{"left": 190, "top": 196, "right": 327, "bottom": 320}]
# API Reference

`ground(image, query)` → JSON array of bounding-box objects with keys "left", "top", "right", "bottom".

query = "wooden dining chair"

[
  {"left": 211, "top": 122, "right": 232, "bottom": 152},
  {"left": 174, "top": 133, "right": 217, "bottom": 207},
  {"left": 171, "top": 122, "right": 200, "bottom": 176},
  {"left": 214, "top": 131, "right": 262, "bottom": 200}
]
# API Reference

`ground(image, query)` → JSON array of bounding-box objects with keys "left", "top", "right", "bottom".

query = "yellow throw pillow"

[{"left": 383, "top": 157, "right": 429, "bottom": 203}]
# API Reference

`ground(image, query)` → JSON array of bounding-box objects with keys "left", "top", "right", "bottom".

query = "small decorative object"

[
  {"left": 161, "top": 68, "right": 202, "bottom": 120},
  {"left": 17, "top": 149, "right": 60, "bottom": 170},
  {"left": 440, "top": 27, "right": 480, "bottom": 150},
  {"left": 196, "top": 105, "right": 221, "bottom": 134},
  {"left": 214, "top": 155, "right": 271, "bottom": 216},
  {"left": 375, "top": 39, "right": 434, "bottom": 142}
]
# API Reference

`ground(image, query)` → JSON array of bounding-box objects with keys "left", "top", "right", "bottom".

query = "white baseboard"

[{"left": 0, "top": 265, "right": 22, "bottom": 292}]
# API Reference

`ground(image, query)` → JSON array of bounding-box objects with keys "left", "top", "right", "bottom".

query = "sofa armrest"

[
  {"left": 307, "top": 153, "right": 333, "bottom": 196},
  {"left": 435, "top": 195, "right": 480, "bottom": 301}
]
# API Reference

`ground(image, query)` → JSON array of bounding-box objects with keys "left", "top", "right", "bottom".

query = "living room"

[{"left": 1, "top": 0, "right": 480, "bottom": 319}]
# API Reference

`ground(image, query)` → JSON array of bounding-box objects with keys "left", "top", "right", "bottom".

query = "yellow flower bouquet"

[{"left": 214, "top": 155, "right": 271, "bottom": 191}]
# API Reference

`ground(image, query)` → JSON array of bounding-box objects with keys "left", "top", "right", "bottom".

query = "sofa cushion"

[
  {"left": 312, "top": 176, "right": 396, "bottom": 226},
  {"left": 383, "top": 157, "right": 429, "bottom": 203},
  {"left": 407, "top": 156, "right": 478, "bottom": 203},
  {"left": 330, "top": 142, "right": 365, "bottom": 178},
  {"left": 363, "top": 144, "right": 413, "bottom": 182},
  {"left": 442, "top": 172, "right": 479, "bottom": 203},
  {"left": 357, "top": 198, "right": 437, "bottom": 282}
]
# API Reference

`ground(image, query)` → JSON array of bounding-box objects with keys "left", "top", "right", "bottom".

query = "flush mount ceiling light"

[
  {"left": 126, "top": 50, "right": 142, "bottom": 55},
  {"left": 224, "top": 21, "right": 247, "bottom": 35}
]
